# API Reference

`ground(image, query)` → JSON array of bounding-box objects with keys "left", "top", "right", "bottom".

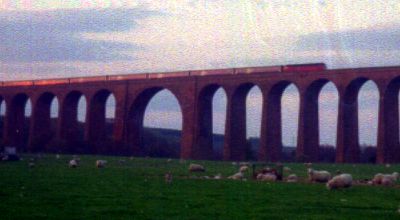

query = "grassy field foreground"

[{"left": 0, "top": 154, "right": 400, "bottom": 219}]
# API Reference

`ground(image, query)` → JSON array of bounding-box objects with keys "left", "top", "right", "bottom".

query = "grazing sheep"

[
  {"left": 228, "top": 171, "right": 244, "bottom": 180},
  {"left": 239, "top": 165, "right": 249, "bottom": 173},
  {"left": 283, "top": 166, "right": 292, "bottom": 172},
  {"left": 381, "top": 176, "right": 396, "bottom": 186},
  {"left": 28, "top": 162, "right": 35, "bottom": 168},
  {"left": 96, "top": 160, "right": 107, "bottom": 168},
  {"left": 214, "top": 174, "right": 222, "bottom": 180},
  {"left": 188, "top": 163, "right": 205, "bottom": 172},
  {"left": 231, "top": 162, "right": 237, "bottom": 166},
  {"left": 69, "top": 159, "right": 78, "bottom": 168},
  {"left": 308, "top": 168, "right": 331, "bottom": 183},
  {"left": 257, "top": 173, "right": 277, "bottom": 182},
  {"left": 326, "top": 174, "right": 353, "bottom": 190},
  {"left": 304, "top": 162, "right": 313, "bottom": 168},
  {"left": 55, "top": 154, "right": 60, "bottom": 159},
  {"left": 167, "top": 158, "right": 172, "bottom": 163},
  {"left": 287, "top": 174, "right": 298, "bottom": 183},
  {"left": 385, "top": 163, "right": 391, "bottom": 168},
  {"left": 372, "top": 172, "right": 399, "bottom": 185},
  {"left": 239, "top": 162, "right": 250, "bottom": 166},
  {"left": 165, "top": 172, "right": 172, "bottom": 184}
]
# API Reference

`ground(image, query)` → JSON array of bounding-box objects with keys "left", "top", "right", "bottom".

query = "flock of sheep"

[
  {"left": 188, "top": 162, "right": 399, "bottom": 190},
  {"left": 25, "top": 154, "right": 399, "bottom": 190}
]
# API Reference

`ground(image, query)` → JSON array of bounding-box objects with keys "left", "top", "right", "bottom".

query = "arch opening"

[
  {"left": 246, "top": 86, "right": 262, "bottom": 160},
  {"left": 318, "top": 82, "right": 339, "bottom": 162},
  {"left": 358, "top": 80, "right": 379, "bottom": 163},
  {"left": 87, "top": 90, "right": 116, "bottom": 154},
  {"left": 128, "top": 88, "right": 183, "bottom": 158},
  {"left": 0, "top": 98, "right": 5, "bottom": 147},
  {"left": 281, "top": 84, "right": 299, "bottom": 162},
  {"left": 8, "top": 94, "right": 30, "bottom": 151},
  {"left": 60, "top": 91, "right": 87, "bottom": 153},
  {"left": 30, "top": 92, "right": 59, "bottom": 152},
  {"left": 340, "top": 78, "right": 378, "bottom": 163},
  {"left": 195, "top": 85, "right": 226, "bottom": 160}
]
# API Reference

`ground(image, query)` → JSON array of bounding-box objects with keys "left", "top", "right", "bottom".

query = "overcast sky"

[{"left": 0, "top": 1, "right": 399, "bottom": 147}]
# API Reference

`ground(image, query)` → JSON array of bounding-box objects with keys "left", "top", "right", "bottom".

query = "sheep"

[
  {"left": 165, "top": 172, "right": 172, "bottom": 184},
  {"left": 385, "top": 163, "right": 391, "bottom": 168},
  {"left": 188, "top": 163, "right": 205, "bottom": 172},
  {"left": 257, "top": 173, "right": 277, "bottom": 182},
  {"left": 28, "top": 162, "right": 35, "bottom": 168},
  {"left": 214, "top": 174, "right": 222, "bottom": 180},
  {"left": 381, "top": 176, "right": 396, "bottom": 186},
  {"left": 69, "top": 159, "right": 78, "bottom": 168},
  {"left": 372, "top": 172, "right": 399, "bottom": 185},
  {"left": 326, "top": 174, "right": 353, "bottom": 190},
  {"left": 55, "top": 154, "right": 60, "bottom": 159},
  {"left": 287, "top": 174, "right": 298, "bottom": 183},
  {"left": 283, "top": 166, "right": 292, "bottom": 172},
  {"left": 96, "top": 160, "right": 107, "bottom": 168},
  {"left": 228, "top": 171, "right": 244, "bottom": 180},
  {"left": 308, "top": 168, "right": 331, "bottom": 183},
  {"left": 239, "top": 162, "right": 250, "bottom": 166},
  {"left": 239, "top": 165, "right": 249, "bottom": 173},
  {"left": 304, "top": 162, "right": 313, "bottom": 168},
  {"left": 118, "top": 159, "right": 126, "bottom": 165}
]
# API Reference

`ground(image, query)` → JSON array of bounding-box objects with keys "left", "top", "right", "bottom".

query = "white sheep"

[
  {"left": 239, "top": 165, "right": 249, "bottom": 173},
  {"left": 372, "top": 172, "right": 399, "bottom": 185},
  {"left": 188, "top": 163, "right": 205, "bottom": 172},
  {"left": 69, "top": 159, "right": 78, "bottom": 168},
  {"left": 96, "top": 160, "right": 107, "bottom": 168},
  {"left": 28, "top": 162, "right": 35, "bottom": 168},
  {"left": 257, "top": 173, "right": 277, "bottom": 182},
  {"left": 326, "top": 174, "right": 353, "bottom": 190},
  {"left": 214, "top": 174, "right": 222, "bottom": 180},
  {"left": 228, "top": 172, "right": 244, "bottom": 180},
  {"left": 287, "top": 174, "right": 298, "bottom": 183},
  {"left": 283, "top": 166, "right": 292, "bottom": 172},
  {"left": 308, "top": 168, "right": 331, "bottom": 183},
  {"left": 165, "top": 172, "right": 172, "bottom": 184}
]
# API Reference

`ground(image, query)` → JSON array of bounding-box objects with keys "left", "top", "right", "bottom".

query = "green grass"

[{"left": 0, "top": 154, "right": 400, "bottom": 219}]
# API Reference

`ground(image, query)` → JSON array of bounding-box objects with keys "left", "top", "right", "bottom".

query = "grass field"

[{"left": 0, "top": 154, "right": 400, "bottom": 219}]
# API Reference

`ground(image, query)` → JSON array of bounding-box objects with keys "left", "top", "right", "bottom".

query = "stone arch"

[
  {"left": 260, "top": 81, "right": 298, "bottom": 162},
  {"left": 87, "top": 89, "right": 116, "bottom": 154},
  {"left": 378, "top": 76, "right": 400, "bottom": 163},
  {"left": 60, "top": 91, "right": 87, "bottom": 153},
  {"left": 0, "top": 96, "right": 5, "bottom": 147},
  {"left": 224, "top": 83, "right": 263, "bottom": 161},
  {"left": 194, "top": 84, "right": 227, "bottom": 160},
  {"left": 297, "top": 79, "right": 339, "bottom": 162},
  {"left": 337, "top": 77, "right": 378, "bottom": 163},
  {"left": 30, "top": 92, "right": 58, "bottom": 152},
  {"left": 127, "top": 87, "right": 183, "bottom": 157},
  {"left": 8, "top": 93, "right": 31, "bottom": 151}
]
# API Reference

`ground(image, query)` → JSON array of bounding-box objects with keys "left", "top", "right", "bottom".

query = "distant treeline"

[{"left": 0, "top": 116, "right": 377, "bottom": 163}]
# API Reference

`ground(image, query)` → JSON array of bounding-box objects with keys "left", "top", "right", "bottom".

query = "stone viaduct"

[{"left": 0, "top": 63, "right": 399, "bottom": 163}]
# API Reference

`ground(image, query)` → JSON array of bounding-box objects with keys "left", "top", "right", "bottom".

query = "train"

[{"left": 0, "top": 63, "right": 326, "bottom": 87}]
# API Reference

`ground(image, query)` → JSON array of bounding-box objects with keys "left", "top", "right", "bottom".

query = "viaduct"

[{"left": 0, "top": 63, "right": 399, "bottom": 163}]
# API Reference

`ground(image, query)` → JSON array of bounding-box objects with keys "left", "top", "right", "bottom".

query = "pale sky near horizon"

[{"left": 0, "top": 0, "right": 398, "bottom": 147}]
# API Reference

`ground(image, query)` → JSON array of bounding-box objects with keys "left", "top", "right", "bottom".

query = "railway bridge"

[{"left": 0, "top": 63, "right": 399, "bottom": 163}]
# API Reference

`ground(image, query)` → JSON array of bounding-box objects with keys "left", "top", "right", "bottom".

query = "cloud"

[
  {"left": 295, "top": 25, "right": 400, "bottom": 52},
  {"left": 0, "top": 8, "right": 161, "bottom": 62}
]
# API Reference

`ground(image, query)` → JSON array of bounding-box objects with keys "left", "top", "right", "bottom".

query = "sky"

[{"left": 0, "top": 0, "right": 399, "bottom": 146}]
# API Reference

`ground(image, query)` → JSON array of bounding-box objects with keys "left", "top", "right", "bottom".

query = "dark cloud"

[
  {"left": 295, "top": 25, "right": 400, "bottom": 52},
  {"left": 0, "top": 9, "right": 162, "bottom": 62}
]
